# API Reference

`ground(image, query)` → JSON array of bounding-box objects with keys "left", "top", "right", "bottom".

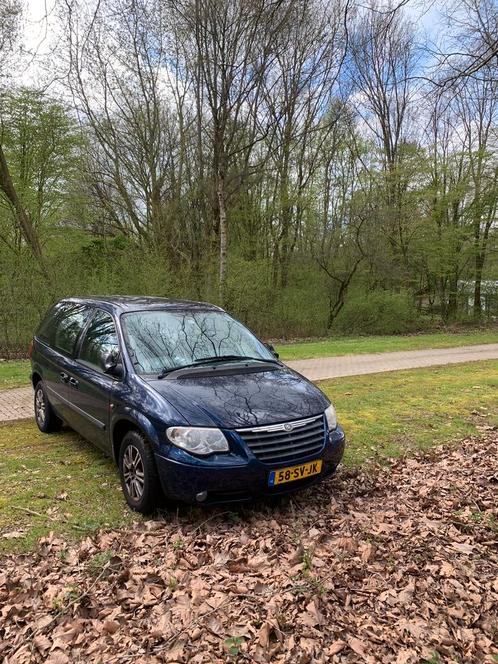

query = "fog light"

[{"left": 196, "top": 491, "right": 208, "bottom": 502}]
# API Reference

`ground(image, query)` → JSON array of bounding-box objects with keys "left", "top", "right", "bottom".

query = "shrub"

[{"left": 333, "top": 291, "right": 421, "bottom": 335}]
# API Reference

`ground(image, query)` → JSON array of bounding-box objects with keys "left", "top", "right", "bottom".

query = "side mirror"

[
  {"left": 265, "top": 342, "right": 279, "bottom": 359},
  {"left": 103, "top": 351, "right": 124, "bottom": 379}
]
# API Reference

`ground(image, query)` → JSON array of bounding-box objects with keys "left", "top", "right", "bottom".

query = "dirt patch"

[{"left": 1, "top": 435, "right": 497, "bottom": 663}]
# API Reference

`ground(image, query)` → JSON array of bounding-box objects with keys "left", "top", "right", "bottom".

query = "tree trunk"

[
  {"left": 473, "top": 253, "right": 484, "bottom": 320},
  {"left": 217, "top": 170, "right": 227, "bottom": 304},
  {"left": 0, "top": 144, "right": 52, "bottom": 287},
  {"left": 447, "top": 272, "right": 459, "bottom": 321},
  {"left": 278, "top": 143, "right": 293, "bottom": 289}
]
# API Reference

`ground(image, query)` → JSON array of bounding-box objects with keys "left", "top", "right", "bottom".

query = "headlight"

[
  {"left": 324, "top": 404, "right": 337, "bottom": 430},
  {"left": 166, "top": 426, "right": 229, "bottom": 455}
]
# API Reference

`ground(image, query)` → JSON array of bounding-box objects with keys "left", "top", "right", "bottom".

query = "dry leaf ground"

[{"left": 1, "top": 434, "right": 497, "bottom": 663}]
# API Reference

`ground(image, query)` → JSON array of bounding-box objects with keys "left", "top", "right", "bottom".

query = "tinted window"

[
  {"left": 121, "top": 309, "right": 273, "bottom": 374},
  {"left": 78, "top": 310, "right": 119, "bottom": 372},
  {"left": 37, "top": 305, "right": 59, "bottom": 344},
  {"left": 38, "top": 302, "right": 90, "bottom": 355}
]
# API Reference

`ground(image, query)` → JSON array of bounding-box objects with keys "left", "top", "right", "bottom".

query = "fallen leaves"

[
  {"left": 1, "top": 530, "right": 25, "bottom": 540},
  {"left": 0, "top": 433, "right": 497, "bottom": 663},
  {"left": 348, "top": 637, "right": 368, "bottom": 660}
]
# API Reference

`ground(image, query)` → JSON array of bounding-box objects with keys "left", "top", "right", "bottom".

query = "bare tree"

[
  {"left": 261, "top": 0, "right": 349, "bottom": 288},
  {"left": 0, "top": 0, "right": 20, "bottom": 79},
  {"left": 422, "top": 70, "right": 497, "bottom": 321},
  {"left": 312, "top": 107, "right": 369, "bottom": 327},
  {"left": 348, "top": 1, "right": 419, "bottom": 274},
  {"left": 437, "top": 0, "right": 498, "bottom": 89},
  {"left": 457, "top": 75, "right": 498, "bottom": 317},
  {"left": 169, "top": 0, "right": 300, "bottom": 303},
  {"left": 62, "top": 0, "right": 180, "bottom": 246},
  {"left": 423, "top": 93, "right": 472, "bottom": 320}
]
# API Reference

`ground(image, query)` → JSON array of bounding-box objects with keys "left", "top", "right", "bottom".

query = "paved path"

[
  {"left": 0, "top": 386, "right": 34, "bottom": 423},
  {"left": 1, "top": 343, "right": 498, "bottom": 423},
  {"left": 287, "top": 343, "right": 498, "bottom": 381}
]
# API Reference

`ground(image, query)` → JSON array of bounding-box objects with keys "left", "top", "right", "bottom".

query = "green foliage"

[
  {"left": 0, "top": 238, "right": 179, "bottom": 356},
  {"left": 224, "top": 636, "right": 245, "bottom": 657},
  {"left": 301, "top": 547, "right": 314, "bottom": 572},
  {"left": 0, "top": 88, "right": 83, "bottom": 227},
  {"left": 171, "top": 537, "right": 184, "bottom": 550},
  {"left": 0, "top": 251, "right": 50, "bottom": 357},
  {"left": 0, "top": 83, "right": 496, "bottom": 355},
  {"left": 421, "top": 653, "right": 441, "bottom": 664},
  {"left": 333, "top": 291, "right": 421, "bottom": 335},
  {"left": 224, "top": 255, "right": 330, "bottom": 339},
  {"left": 87, "top": 550, "right": 114, "bottom": 576}
]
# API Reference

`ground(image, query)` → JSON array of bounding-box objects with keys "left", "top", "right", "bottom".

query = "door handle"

[
  {"left": 68, "top": 377, "right": 79, "bottom": 388},
  {"left": 60, "top": 372, "right": 69, "bottom": 383}
]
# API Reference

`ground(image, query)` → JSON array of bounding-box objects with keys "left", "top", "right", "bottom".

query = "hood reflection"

[{"left": 149, "top": 366, "right": 328, "bottom": 429}]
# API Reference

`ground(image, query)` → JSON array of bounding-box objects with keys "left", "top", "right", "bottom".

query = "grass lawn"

[
  {"left": 0, "top": 423, "right": 137, "bottom": 555},
  {"left": 0, "top": 359, "right": 30, "bottom": 390},
  {"left": 277, "top": 329, "right": 498, "bottom": 361},
  {"left": 1, "top": 359, "right": 497, "bottom": 555},
  {"left": 323, "top": 359, "right": 498, "bottom": 465}
]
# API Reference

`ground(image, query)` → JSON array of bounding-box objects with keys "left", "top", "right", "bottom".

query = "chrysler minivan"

[{"left": 30, "top": 297, "right": 345, "bottom": 512}]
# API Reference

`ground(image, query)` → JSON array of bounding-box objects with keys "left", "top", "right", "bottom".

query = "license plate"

[{"left": 268, "top": 459, "right": 323, "bottom": 486}]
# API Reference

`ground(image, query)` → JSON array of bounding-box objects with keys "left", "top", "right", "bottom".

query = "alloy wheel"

[
  {"left": 122, "top": 444, "right": 145, "bottom": 501},
  {"left": 35, "top": 387, "right": 46, "bottom": 426}
]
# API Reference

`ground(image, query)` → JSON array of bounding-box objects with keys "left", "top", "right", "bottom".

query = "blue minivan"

[{"left": 30, "top": 297, "right": 345, "bottom": 512}]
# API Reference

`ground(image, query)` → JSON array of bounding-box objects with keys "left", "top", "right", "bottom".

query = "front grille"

[{"left": 236, "top": 414, "right": 326, "bottom": 464}]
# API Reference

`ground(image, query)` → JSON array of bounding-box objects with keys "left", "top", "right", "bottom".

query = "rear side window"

[
  {"left": 37, "top": 303, "right": 64, "bottom": 344},
  {"left": 38, "top": 302, "right": 90, "bottom": 356},
  {"left": 78, "top": 310, "right": 119, "bottom": 372}
]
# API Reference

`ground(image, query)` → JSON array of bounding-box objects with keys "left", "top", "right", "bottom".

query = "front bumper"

[{"left": 155, "top": 426, "right": 345, "bottom": 504}]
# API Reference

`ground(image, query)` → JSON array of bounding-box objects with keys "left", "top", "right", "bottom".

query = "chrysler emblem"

[{"left": 284, "top": 423, "right": 294, "bottom": 432}]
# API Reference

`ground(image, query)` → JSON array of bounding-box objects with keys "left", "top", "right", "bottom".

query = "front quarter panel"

[{"left": 109, "top": 376, "right": 188, "bottom": 461}]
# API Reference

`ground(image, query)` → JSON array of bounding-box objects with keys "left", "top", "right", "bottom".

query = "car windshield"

[{"left": 121, "top": 309, "right": 275, "bottom": 375}]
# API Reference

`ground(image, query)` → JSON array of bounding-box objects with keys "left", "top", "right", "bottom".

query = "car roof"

[{"left": 60, "top": 296, "right": 224, "bottom": 314}]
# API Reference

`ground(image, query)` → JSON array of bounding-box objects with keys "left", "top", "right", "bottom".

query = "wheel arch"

[
  {"left": 110, "top": 413, "right": 161, "bottom": 465},
  {"left": 31, "top": 371, "right": 42, "bottom": 389}
]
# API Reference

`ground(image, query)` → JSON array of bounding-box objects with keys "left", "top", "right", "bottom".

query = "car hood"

[{"left": 147, "top": 365, "right": 329, "bottom": 429}]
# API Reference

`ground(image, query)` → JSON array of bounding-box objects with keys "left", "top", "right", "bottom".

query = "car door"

[
  {"left": 63, "top": 308, "right": 121, "bottom": 452},
  {"left": 36, "top": 302, "right": 91, "bottom": 419}
]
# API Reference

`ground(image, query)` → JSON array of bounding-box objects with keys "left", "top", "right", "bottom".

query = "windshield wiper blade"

[
  {"left": 191, "top": 354, "right": 280, "bottom": 365},
  {"left": 157, "top": 363, "right": 199, "bottom": 379},
  {"left": 157, "top": 355, "right": 279, "bottom": 379}
]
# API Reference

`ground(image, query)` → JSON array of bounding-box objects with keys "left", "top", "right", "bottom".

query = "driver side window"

[{"left": 78, "top": 310, "right": 119, "bottom": 373}]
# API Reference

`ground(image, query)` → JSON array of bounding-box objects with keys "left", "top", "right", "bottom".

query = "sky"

[
  {"left": 23, "top": 0, "right": 58, "bottom": 53},
  {"left": 18, "top": 0, "right": 452, "bottom": 87},
  {"left": 19, "top": 0, "right": 59, "bottom": 86}
]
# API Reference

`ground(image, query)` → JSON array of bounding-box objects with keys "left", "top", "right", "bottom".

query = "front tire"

[
  {"left": 118, "top": 430, "right": 161, "bottom": 513},
  {"left": 34, "top": 381, "right": 62, "bottom": 433}
]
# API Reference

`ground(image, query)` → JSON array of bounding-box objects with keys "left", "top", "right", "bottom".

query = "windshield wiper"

[
  {"left": 192, "top": 354, "right": 280, "bottom": 365},
  {"left": 157, "top": 363, "right": 199, "bottom": 379},
  {"left": 157, "top": 355, "right": 279, "bottom": 379}
]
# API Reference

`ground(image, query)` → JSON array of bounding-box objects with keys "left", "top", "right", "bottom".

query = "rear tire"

[
  {"left": 118, "top": 430, "right": 161, "bottom": 513},
  {"left": 34, "top": 381, "right": 62, "bottom": 433}
]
